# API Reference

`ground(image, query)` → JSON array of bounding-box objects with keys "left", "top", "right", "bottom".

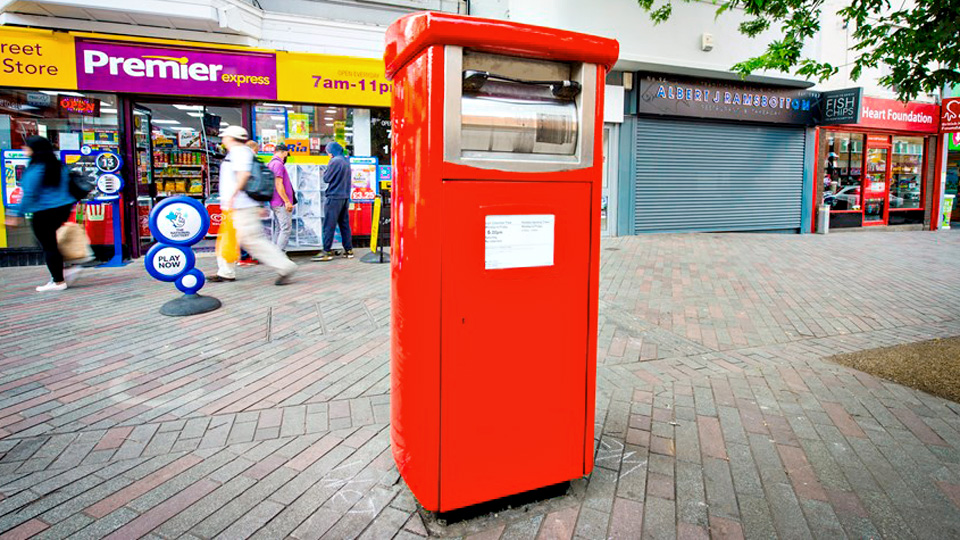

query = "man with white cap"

[{"left": 208, "top": 126, "right": 297, "bottom": 285}]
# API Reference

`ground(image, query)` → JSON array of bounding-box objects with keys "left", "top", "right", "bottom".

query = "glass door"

[
  {"left": 133, "top": 107, "right": 155, "bottom": 248},
  {"left": 600, "top": 124, "right": 620, "bottom": 237},
  {"left": 863, "top": 135, "right": 891, "bottom": 225},
  {"left": 133, "top": 107, "right": 153, "bottom": 187}
]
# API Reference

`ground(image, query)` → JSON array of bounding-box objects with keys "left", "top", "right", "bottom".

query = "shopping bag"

[
  {"left": 216, "top": 209, "right": 240, "bottom": 263},
  {"left": 57, "top": 222, "right": 93, "bottom": 262}
]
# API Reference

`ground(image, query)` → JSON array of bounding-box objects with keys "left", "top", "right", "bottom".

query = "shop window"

[
  {"left": 890, "top": 136, "right": 923, "bottom": 210},
  {"left": 132, "top": 103, "right": 243, "bottom": 200},
  {"left": 822, "top": 131, "right": 864, "bottom": 212},
  {"left": 947, "top": 135, "right": 960, "bottom": 225},
  {"left": 252, "top": 104, "right": 391, "bottom": 164},
  {"left": 1, "top": 89, "right": 119, "bottom": 249}
]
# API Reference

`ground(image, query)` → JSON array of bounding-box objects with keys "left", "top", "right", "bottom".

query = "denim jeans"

[{"left": 322, "top": 197, "right": 352, "bottom": 252}]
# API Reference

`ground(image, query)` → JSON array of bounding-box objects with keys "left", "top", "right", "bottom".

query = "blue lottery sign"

[
  {"left": 145, "top": 196, "right": 210, "bottom": 297},
  {"left": 149, "top": 196, "right": 209, "bottom": 247},
  {"left": 145, "top": 243, "right": 195, "bottom": 282},
  {"left": 378, "top": 165, "right": 392, "bottom": 183},
  {"left": 175, "top": 268, "right": 206, "bottom": 295},
  {"left": 95, "top": 151, "right": 122, "bottom": 173},
  {"left": 96, "top": 173, "right": 123, "bottom": 200}
]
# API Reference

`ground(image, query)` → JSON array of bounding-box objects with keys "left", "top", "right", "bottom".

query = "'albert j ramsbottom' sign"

[
  {"left": 638, "top": 75, "right": 819, "bottom": 125},
  {"left": 75, "top": 39, "right": 278, "bottom": 100}
]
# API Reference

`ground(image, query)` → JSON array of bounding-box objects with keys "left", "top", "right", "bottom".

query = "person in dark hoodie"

[{"left": 312, "top": 141, "right": 354, "bottom": 261}]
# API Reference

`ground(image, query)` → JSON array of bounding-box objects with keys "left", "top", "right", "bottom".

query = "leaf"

[
  {"left": 636, "top": 0, "right": 958, "bottom": 101},
  {"left": 651, "top": 4, "right": 673, "bottom": 23}
]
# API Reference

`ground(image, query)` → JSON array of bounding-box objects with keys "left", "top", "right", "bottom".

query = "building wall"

[
  {"left": 4, "top": 0, "right": 927, "bottom": 106},
  {"left": 0, "top": 0, "right": 461, "bottom": 59},
  {"left": 260, "top": 0, "right": 462, "bottom": 27},
  {"left": 259, "top": 13, "right": 387, "bottom": 57},
  {"left": 470, "top": 0, "right": 817, "bottom": 81}
]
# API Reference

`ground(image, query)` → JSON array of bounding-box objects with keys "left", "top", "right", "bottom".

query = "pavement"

[{"left": 0, "top": 230, "right": 958, "bottom": 539}]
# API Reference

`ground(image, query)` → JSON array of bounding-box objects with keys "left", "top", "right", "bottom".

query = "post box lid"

[{"left": 384, "top": 11, "right": 620, "bottom": 79}]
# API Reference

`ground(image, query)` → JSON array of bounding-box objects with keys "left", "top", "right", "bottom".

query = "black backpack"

[
  {"left": 238, "top": 148, "right": 275, "bottom": 202},
  {"left": 67, "top": 169, "right": 95, "bottom": 201}
]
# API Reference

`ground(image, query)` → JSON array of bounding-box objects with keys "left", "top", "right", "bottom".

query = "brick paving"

[{"left": 0, "top": 230, "right": 958, "bottom": 539}]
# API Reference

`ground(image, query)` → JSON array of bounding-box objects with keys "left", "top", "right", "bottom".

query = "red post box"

[{"left": 385, "top": 13, "right": 618, "bottom": 512}]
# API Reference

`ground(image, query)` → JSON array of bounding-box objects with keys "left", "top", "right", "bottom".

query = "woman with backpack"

[{"left": 3, "top": 136, "right": 79, "bottom": 292}]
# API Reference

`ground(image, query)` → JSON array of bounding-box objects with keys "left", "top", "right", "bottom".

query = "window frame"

[
  {"left": 817, "top": 126, "right": 930, "bottom": 228},
  {"left": 888, "top": 134, "right": 926, "bottom": 212}
]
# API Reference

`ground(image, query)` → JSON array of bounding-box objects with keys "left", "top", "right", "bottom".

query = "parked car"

[{"left": 824, "top": 185, "right": 861, "bottom": 210}]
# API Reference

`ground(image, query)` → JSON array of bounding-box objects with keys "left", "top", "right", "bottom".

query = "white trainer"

[
  {"left": 63, "top": 267, "right": 83, "bottom": 285},
  {"left": 36, "top": 281, "right": 67, "bottom": 292}
]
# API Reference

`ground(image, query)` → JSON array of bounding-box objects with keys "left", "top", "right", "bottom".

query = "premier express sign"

[
  {"left": 75, "top": 39, "right": 278, "bottom": 100},
  {"left": 1, "top": 28, "right": 393, "bottom": 106}
]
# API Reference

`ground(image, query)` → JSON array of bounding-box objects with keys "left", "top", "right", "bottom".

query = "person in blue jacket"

[
  {"left": 4, "top": 136, "right": 78, "bottom": 292},
  {"left": 312, "top": 141, "right": 354, "bottom": 261}
]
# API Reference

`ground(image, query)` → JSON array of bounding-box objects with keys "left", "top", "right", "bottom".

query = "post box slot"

[
  {"left": 449, "top": 49, "right": 590, "bottom": 165},
  {"left": 462, "top": 50, "right": 573, "bottom": 82},
  {"left": 461, "top": 78, "right": 579, "bottom": 155},
  {"left": 462, "top": 70, "right": 582, "bottom": 100}
]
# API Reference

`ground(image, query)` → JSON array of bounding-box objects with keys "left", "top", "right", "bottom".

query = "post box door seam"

[{"left": 438, "top": 179, "right": 591, "bottom": 510}]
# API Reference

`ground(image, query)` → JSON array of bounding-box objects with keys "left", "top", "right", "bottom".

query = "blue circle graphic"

[
  {"left": 175, "top": 268, "right": 205, "bottom": 295},
  {"left": 149, "top": 196, "right": 210, "bottom": 247},
  {"left": 144, "top": 243, "right": 195, "bottom": 282},
  {"left": 96, "top": 173, "right": 124, "bottom": 196},
  {"left": 95, "top": 151, "right": 123, "bottom": 173}
]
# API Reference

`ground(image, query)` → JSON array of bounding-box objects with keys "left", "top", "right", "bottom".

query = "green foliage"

[{"left": 637, "top": 0, "right": 960, "bottom": 101}]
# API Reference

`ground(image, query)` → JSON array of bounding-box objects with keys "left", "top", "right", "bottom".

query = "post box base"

[{"left": 420, "top": 481, "right": 571, "bottom": 534}]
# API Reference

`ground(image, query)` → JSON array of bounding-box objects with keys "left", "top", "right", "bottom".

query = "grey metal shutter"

[{"left": 634, "top": 117, "right": 805, "bottom": 233}]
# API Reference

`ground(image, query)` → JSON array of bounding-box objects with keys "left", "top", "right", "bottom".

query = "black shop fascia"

[{"left": 636, "top": 74, "right": 820, "bottom": 125}]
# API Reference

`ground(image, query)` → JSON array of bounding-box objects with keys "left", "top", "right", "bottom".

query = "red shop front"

[{"left": 813, "top": 97, "right": 941, "bottom": 231}]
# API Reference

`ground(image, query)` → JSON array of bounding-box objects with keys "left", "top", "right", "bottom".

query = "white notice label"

[{"left": 485, "top": 214, "right": 555, "bottom": 270}]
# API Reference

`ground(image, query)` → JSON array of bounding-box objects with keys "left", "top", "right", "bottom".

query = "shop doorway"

[
  {"left": 823, "top": 130, "right": 928, "bottom": 230},
  {"left": 131, "top": 101, "right": 242, "bottom": 252},
  {"left": 863, "top": 134, "right": 891, "bottom": 225},
  {"left": 946, "top": 133, "right": 960, "bottom": 226},
  {"left": 601, "top": 124, "right": 619, "bottom": 236}
]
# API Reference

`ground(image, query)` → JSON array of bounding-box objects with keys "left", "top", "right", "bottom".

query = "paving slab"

[{"left": 0, "top": 231, "right": 958, "bottom": 538}]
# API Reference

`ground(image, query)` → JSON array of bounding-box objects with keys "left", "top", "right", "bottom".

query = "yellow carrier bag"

[{"left": 215, "top": 209, "right": 239, "bottom": 263}]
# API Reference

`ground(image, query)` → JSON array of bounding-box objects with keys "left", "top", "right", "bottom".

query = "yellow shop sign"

[
  {"left": 276, "top": 52, "right": 391, "bottom": 107},
  {"left": 0, "top": 27, "right": 77, "bottom": 89}
]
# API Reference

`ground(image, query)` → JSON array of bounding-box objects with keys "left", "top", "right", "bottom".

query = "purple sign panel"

[{"left": 75, "top": 40, "right": 277, "bottom": 100}]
